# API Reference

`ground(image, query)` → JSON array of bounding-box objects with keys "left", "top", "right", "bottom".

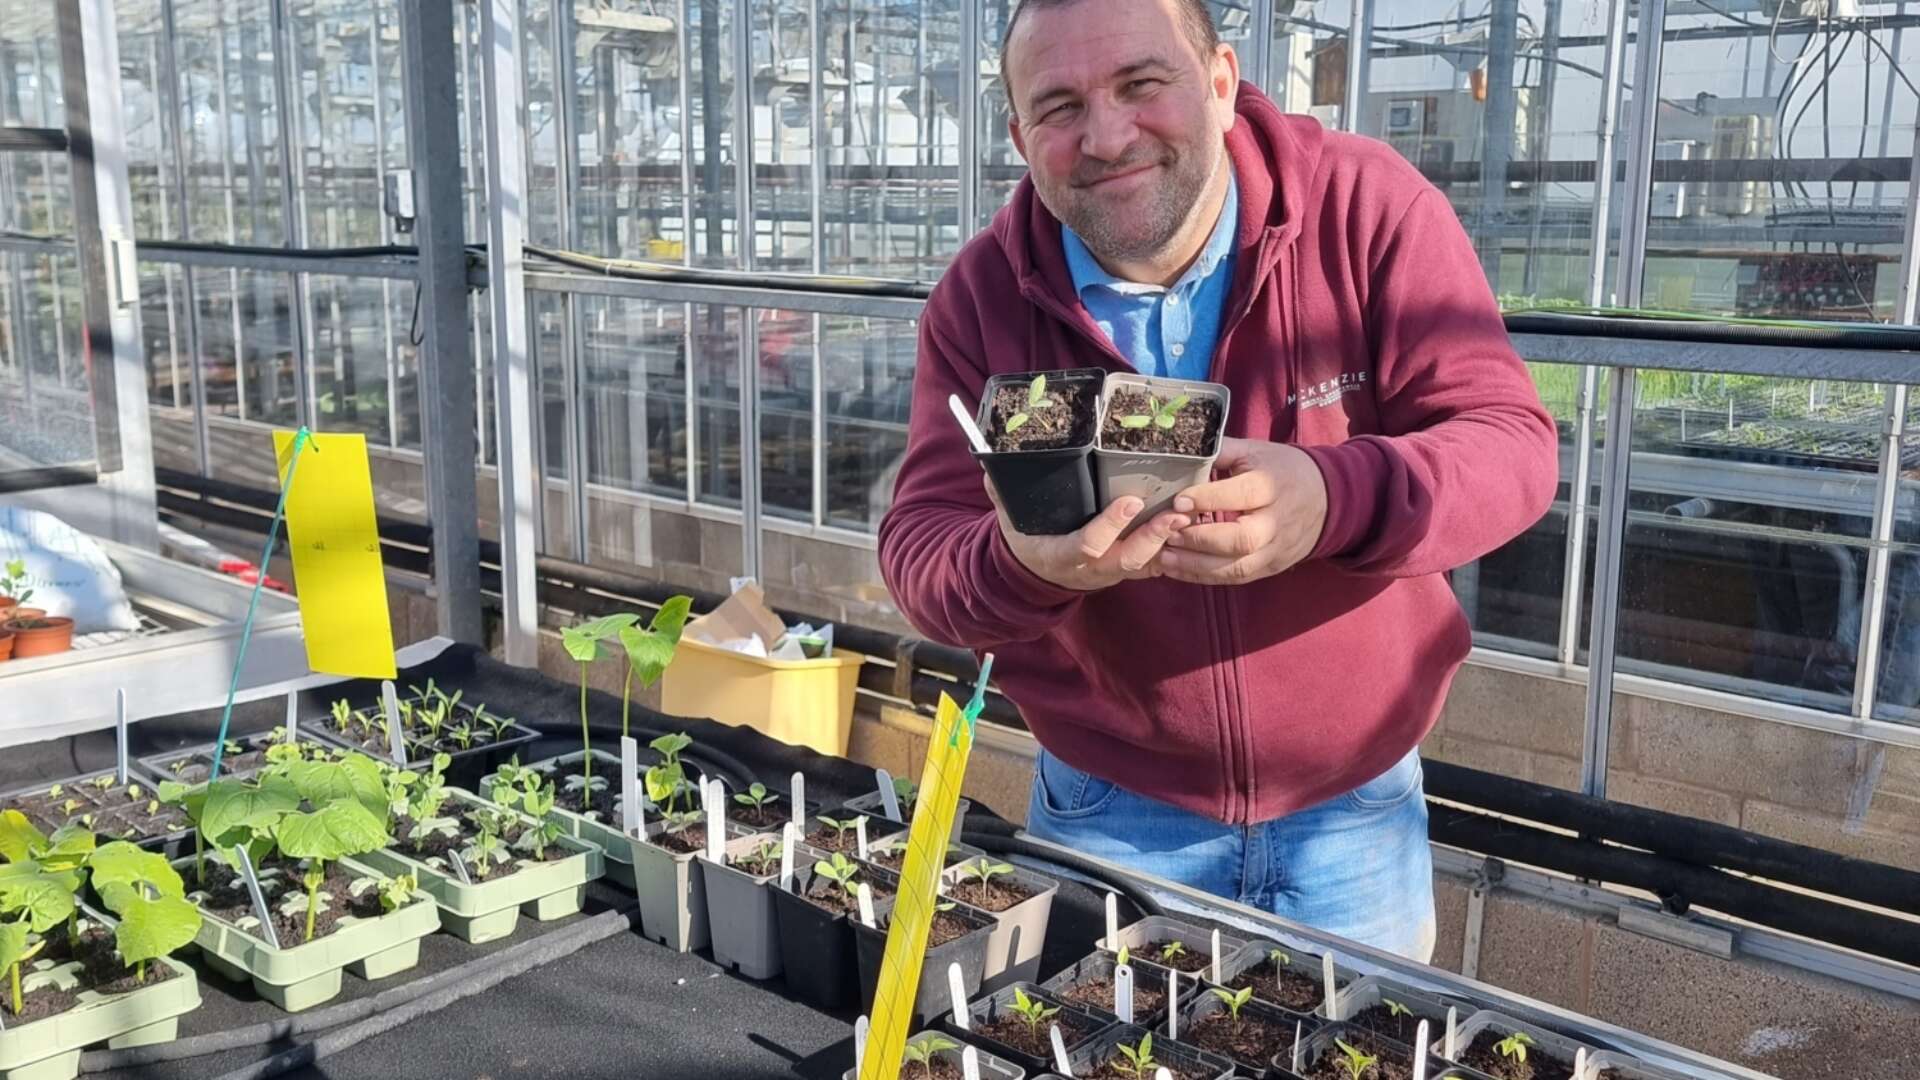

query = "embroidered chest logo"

[{"left": 1287, "top": 370, "right": 1369, "bottom": 411}]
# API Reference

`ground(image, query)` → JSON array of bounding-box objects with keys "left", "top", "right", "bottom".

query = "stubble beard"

[{"left": 1047, "top": 135, "right": 1222, "bottom": 266}]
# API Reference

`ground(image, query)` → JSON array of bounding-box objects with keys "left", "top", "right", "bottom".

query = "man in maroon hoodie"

[{"left": 878, "top": 0, "right": 1557, "bottom": 958}]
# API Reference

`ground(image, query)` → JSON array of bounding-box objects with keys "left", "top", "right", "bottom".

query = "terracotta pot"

[
  {"left": 9, "top": 607, "right": 45, "bottom": 621},
  {"left": 0, "top": 629, "right": 13, "bottom": 661},
  {"left": 0, "top": 596, "right": 15, "bottom": 619},
  {"left": 5, "top": 616, "right": 74, "bottom": 658}
]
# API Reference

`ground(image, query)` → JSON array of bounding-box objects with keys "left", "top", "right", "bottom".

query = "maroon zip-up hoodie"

[{"left": 878, "top": 85, "right": 1558, "bottom": 824}]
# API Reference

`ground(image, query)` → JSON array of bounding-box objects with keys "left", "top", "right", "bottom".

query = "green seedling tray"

[
  {"left": 0, "top": 954, "right": 199, "bottom": 1080},
  {"left": 484, "top": 750, "right": 636, "bottom": 889},
  {"left": 356, "top": 789, "right": 604, "bottom": 944},
  {"left": 180, "top": 853, "right": 441, "bottom": 1013}
]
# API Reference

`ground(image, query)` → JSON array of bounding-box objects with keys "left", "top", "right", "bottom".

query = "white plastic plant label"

[
  {"left": 1210, "top": 929, "right": 1221, "bottom": 983},
  {"left": 961, "top": 1046, "right": 981, "bottom": 1080},
  {"left": 704, "top": 779, "right": 725, "bottom": 864},
  {"left": 875, "top": 767, "right": 902, "bottom": 821},
  {"left": 948, "top": 962, "right": 970, "bottom": 1029},
  {"left": 1413, "top": 1021, "right": 1431, "bottom": 1080},
  {"left": 1291, "top": 1021, "right": 1303, "bottom": 1074},
  {"left": 1114, "top": 963, "right": 1135, "bottom": 1023},
  {"left": 285, "top": 690, "right": 299, "bottom": 744},
  {"left": 114, "top": 688, "right": 129, "bottom": 785},
  {"left": 1049, "top": 1024, "right": 1073, "bottom": 1076},
  {"left": 790, "top": 771, "right": 806, "bottom": 830},
  {"left": 233, "top": 845, "right": 281, "bottom": 949},
  {"left": 620, "top": 736, "right": 643, "bottom": 838},
  {"left": 382, "top": 681, "right": 406, "bottom": 766},
  {"left": 853, "top": 1015, "right": 869, "bottom": 1074},
  {"left": 1154, "top": 1070, "right": 1173, "bottom": 1080},
  {"left": 447, "top": 849, "right": 474, "bottom": 886},
  {"left": 1574, "top": 1049, "right": 1588, "bottom": 1080},
  {"left": 780, "top": 822, "right": 798, "bottom": 890},
  {"left": 856, "top": 882, "right": 877, "bottom": 928},
  {"left": 1322, "top": 954, "right": 1338, "bottom": 1021},
  {"left": 855, "top": 815, "right": 869, "bottom": 859},
  {"left": 1444, "top": 1007, "right": 1458, "bottom": 1059},
  {"left": 1104, "top": 892, "right": 1118, "bottom": 949},
  {"left": 1166, "top": 967, "right": 1179, "bottom": 1040}
]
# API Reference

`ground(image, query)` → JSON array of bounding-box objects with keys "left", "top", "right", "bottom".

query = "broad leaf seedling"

[
  {"left": 1113, "top": 1032, "right": 1157, "bottom": 1078},
  {"left": 816, "top": 815, "right": 862, "bottom": 847},
  {"left": 813, "top": 853, "right": 861, "bottom": 898},
  {"left": 1382, "top": 997, "right": 1413, "bottom": 1019},
  {"left": 1004, "top": 374, "right": 1052, "bottom": 434},
  {"left": 560, "top": 612, "right": 642, "bottom": 805},
  {"left": 1119, "top": 392, "right": 1190, "bottom": 431},
  {"left": 901, "top": 1032, "right": 958, "bottom": 1080},
  {"left": 733, "top": 783, "right": 779, "bottom": 813},
  {"left": 1332, "top": 1038, "right": 1377, "bottom": 1080},
  {"left": 644, "top": 732, "right": 694, "bottom": 815},
  {"left": 1007, "top": 986, "right": 1059, "bottom": 1036},
  {"left": 1158, "top": 940, "right": 1188, "bottom": 964},
  {"left": 1496, "top": 1031, "right": 1534, "bottom": 1063},
  {"left": 0, "top": 558, "right": 35, "bottom": 605},
  {"left": 617, "top": 596, "right": 694, "bottom": 740},
  {"left": 1210, "top": 985, "right": 1255, "bottom": 1033}
]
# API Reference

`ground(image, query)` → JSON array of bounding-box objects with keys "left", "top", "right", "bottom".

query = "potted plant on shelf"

[
  {"left": 1094, "top": 372, "right": 1231, "bottom": 528},
  {"left": 770, "top": 851, "right": 898, "bottom": 1010},
  {"left": 0, "top": 558, "right": 34, "bottom": 621},
  {"left": 3, "top": 612, "right": 74, "bottom": 659},
  {"left": 1172, "top": 984, "right": 1305, "bottom": 1078},
  {"left": 852, "top": 896, "right": 994, "bottom": 1026},
  {"left": 354, "top": 755, "right": 603, "bottom": 944},
  {"left": 943, "top": 855, "right": 1059, "bottom": 992},
  {"left": 1225, "top": 941, "right": 1356, "bottom": 1016},
  {"left": 1445, "top": 1012, "right": 1599, "bottom": 1080},
  {"left": 1065, "top": 1025, "right": 1235, "bottom": 1080},
  {"left": 956, "top": 982, "right": 1109, "bottom": 1074},
  {"left": 170, "top": 750, "right": 440, "bottom": 1011},
  {"left": 842, "top": 1031, "right": 1025, "bottom": 1080},
  {"left": 701, "top": 832, "right": 786, "bottom": 979},
  {"left": 972, "top": 368, "right": 1106, "bottom": 535},
  {"left": 842, "top": 775, "right": 971, "bottom": 846},
  {"left": 1042, "top": 947, "right": 1168, "bottom": 1029}
]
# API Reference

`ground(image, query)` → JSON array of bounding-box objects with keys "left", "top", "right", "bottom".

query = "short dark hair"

[{"left": 999, "top": 0, "right": 1221, "bottom": 112}]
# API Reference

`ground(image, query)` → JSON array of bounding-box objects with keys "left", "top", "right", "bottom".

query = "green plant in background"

[
  {"left": 617, "top": 595, "right": 694, "bottom": 740},
  {"left": 733, "top": 782, "right": 779, "bottom": 815},
  {"left": 560, "top": 613, "right": 642, "bottom": 805},
  {"left": 87, "top": 841, "right": 201, "bottom": 984},
  {"left": 660, "top": 808, "right": 704, "bottom": 839},
  {"left": 900, "top": 1033, "right": 958, "bottom": 1080},
  {"left": 1007, "top": 986, "right": 1059, "bottom": 1037},
  {"left": 812, "top": 853, "right": 861, "bottom": 898},
  {"left": 1210, "top": 985, "right": 1255, "bottom": 1033},
  {"left": 1112, "top": 1033, "right": 1157, "bottom": 1078},
  {"left": 474, "top": 706, "right": 510, "bottom": 743},
  {"left": 448, "top": 724, "right": 475, "bottom": 751},
  {"left": 0, "top": 558, "right": 35, "bottom": 605},
  {"left": 890, "top": 776, "right": 918, "bottom": 813},
  {"left": 644, "top": 732, "right": 694, "bottom": 815},
  {"left": 1004, "top": 373, "right": 1051, "bottom": 434},
  {"left": 736, "top": 838, "right": 780, "bottom": 876},
  {"left": 1331, "top": 1039, "right": 1378, "bottom": 1080},
  {"left": 1157, "top": 940, "right": 1188, "bottom": 964},
  {"left": 493, "top": 777, "right": 563, "bottom": 861},
  {"left": 1496, "top": 1031, "right": 1534, "bottom": 1064},
  {"left": 1119, "top": 392, "right": 1189, "bottom": 431},
  {"left": 349, "top": 872, "right": 418, "bottom": 915},
  {"left": 0, "top": 858, "right": 78, "bottom": 1015},
  {"left": 956, "top": 859, "right": 1013, "bottom": 893},
  {"left": 329, "top": 700, "right": 358, "bottom": 737}
]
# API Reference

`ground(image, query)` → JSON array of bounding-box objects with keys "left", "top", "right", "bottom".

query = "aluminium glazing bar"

[
  {"left": 133, "top": 243, "right": 420, "bottom": 280},
  {"left": 480, "top": 0, "right": 540, "bottom": 668},
  {"left": 1342, "top": 0, "right": 1371, "bottom": 132},
  {"left": 551, "top": 0, "right": 589, "bottom": 561},
  {"left": 732, "top": 0, "right": 760, "bottom": 581},
  {"left": 1245, "top": 0, "right": 1273, "bottom": 92},
  {"left": 523, "top": 268, "right": 927, "bottom": 319},
  {"left": 959, "top": 0, "right": 980, "bottom": 237},
  {"left": 807, "top": 0, "right": 825, "bottom": 529},
  {"left": 157, "top": 0, "right": 210, "bottom": 477},
  {"left": 269, "top": 0, "right": 313, "bottom": 431},
  {"left": 1508, "top": 332, "right": 1920, "bottom": 382}
]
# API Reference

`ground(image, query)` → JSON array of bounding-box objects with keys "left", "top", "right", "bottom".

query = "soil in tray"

[
  {"left": 196, "top": 857, "right": 387, "bottom": 945},
  {"left": 3, "top": 982, "right": 81, "bottom": 1026},
  {"left": 1305, "top": 1030, "right": 1418, "bottom": 1080},
  {"left": 978, "top": 1004, "right": 1099, "bottom": 1060},
  {"left": 395, "top": 812, "right": 571, "bottom": 882},
  {"left": 1057, "top": 974, "right": 1165, "bottom": 1020},
  {"left": 649, "top": 824, "right": 709, "bottom": 856},
  {"left": 801, "top": 875, "right": 895, "bottom": 918},
  {"left": 1458, "top": 1031, "right": 1578, "bottom": 1080},
  {"left": 726, "top": 801, "right": 793, "bottom": 830},
  {"left": 804, "top": 823, "right": 871, "bottom": 855},
  {"left": 154, "top": 747, "right": 272, "bottom": 784},
  {"left": 1227, "top": 957, "right": 1341, "bottom": 1012},
  {"left": 919, "top": 908, "right": 980, "bottom": 947},
  {"left": 1182, "top": 1010, "right": 1295, "bottom": 1070},
  {"left": 989, "top": 376, "right": 1098, "bottom": 453},
  {"left": 946, "top": 873, "right": 1037, "bottom": 914},
  {"left": 1, "top": 777, "right": 187, "bottom": 842},
  {"left": 70, "top": 924, "right": 181, "bottom": 995},
  {"left": 883, "top": 1058, "right": 971, "bottom": 1080},
  {"left": 1348, "top": 1004, "right": 1438, "bottom": 1047},
  {"left": 1099, "top": 387, "right": 1223, "bottom": 456},
  {"left": 548, "top": 766, "right": 630, "bottom": 820},
  {"left": 1084, "top": 1055, "right": 1216, "bottom": 1080},
  {"left": 1135, "top": 941, "right": 1216, "bottom": 975}
]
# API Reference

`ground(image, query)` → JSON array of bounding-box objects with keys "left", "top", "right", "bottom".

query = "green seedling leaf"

[
  {"left": 1333, "top": 1038, "right": 1378, "bottom": 1080},
  {"left": 1028, "top": 373, "right": 1049, "bottom": 407},
  {"left": 1008, "top": 986, "right": 1060, "bottom": 1034},
  {"left": 620, "top": 597, "right": 694, "bottom": 691},
  {"left": 113, "top": 892, "right": 201, "bottom": 970},
  {"left": 201, "top": 776, "right": 301, "bottom": 847},
  {"left": 0, "top": 811, "right": 46, "bottom": 863},
  {"left": 274, "top": 800, "right": 391, "bottom": 862},
  {"left": 0, "top": 866, "right": 77, "bottom": 931},
  {"left": 88, "top": 842, "right": 184, "bottom": 902},
  {"left": 1496, "top": 1032, "right": 1534, "bottom": 1062},
  {"left": 0, "top": 920, "right": 29, "bottom": 975},
  {"left": 1005, "top": 412, "right": 1030, "bottom": 433},
  {"left": 561, "top": 613, "right": 641, "bottom": 661},
  {"left": 1382, "top": 997, "right": 1412, "bottom": 1018},
  {"left": 1119, "top": 413, "right": 1153, "bottom": 429}
]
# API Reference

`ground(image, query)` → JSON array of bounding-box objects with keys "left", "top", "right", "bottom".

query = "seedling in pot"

[
  {"left": 902, "top": 1032, "right": 960, "bottom": 1080},
  {"left": 492, "top": 776, "right": 565, "bottom": 861},
  {"left": 644, "top": 732, "right": 695, "bottom": 815},
  {"left": 0, "top": 558, "right": 35, "bottom": 606},
  {"left": 1119, "top": 393, "right": 1190, "bottom": 431},
  {"left": 560, "top": 612, "right": 642, "bottom": 808},
  {"left": 1112, "top": 1033, "right": 1158, "bottom": 1078},
  {"left": 735, "top": 838, "right": 781, "bottom": 877},
  {"left": 348, "top": 871, "right": 418, "bottom": 914},
  {"left": 732, "top": 783, "right": 781, "bottom": 823},
  {"left": 86, "top": 841, "right": 202, "bottom": 984},
  {"left": 617, "top": 596, "right": 694, "bottom": 740},
  {"left": 952, "top": 858, "right": 1015, "bottom": 905},
  {"left": 0, "top": 855, "right": 78, "bottom": 1015},
  {"left": 1383, "top": 998, "right": 1412, "bottom": 1019},
  {"left": 1330, "top": 1039, "right": 1378, "bottom": 1080},
  {"left": 814, "top": 852, "right": 862, "bottom": 899},
  {"left": 1208, "top": 985, "right": 1254, "bottom": 1034},
  {"left": 816, "top": 814, "right": 864, "bottom": 851},
  {"left": 475, "top": 707, "right": 510, "bottom": 743},
  {"left": 1496, "top": 1032, "right": 1533, "bottom": 1063},
  {"left": 1003, "top": 374, "right": 1053, "bottom": 436},
  {"left": 1008, "top": 986, "right": 1060, "bottom": 1037}
]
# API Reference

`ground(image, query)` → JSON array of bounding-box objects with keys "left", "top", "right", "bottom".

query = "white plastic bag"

[{"left": 0, "top": 506, "right": 138, "bottom": 633}]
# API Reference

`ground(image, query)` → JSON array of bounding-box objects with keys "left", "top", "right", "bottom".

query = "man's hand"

[
  {"left": 990, "top": 484, "right": 1189, "bottom": 592},
  {"left": 1159, "top": 438, "right": 1329, "bottom": 585}
]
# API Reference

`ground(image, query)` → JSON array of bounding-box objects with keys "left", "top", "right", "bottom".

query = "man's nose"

[{"left": 1079, "top": 98, "right": 1140, "bottom": 163}]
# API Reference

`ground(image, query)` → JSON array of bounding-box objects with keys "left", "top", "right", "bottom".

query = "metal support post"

[
  {"left": 158, "top": 0, "right": 211, "bottom": 476},
  {"left": 480, "top": 0, "right": 541, "bottom": 667},
  {"left": 731, "top": 0, "right": 761, "bottom": 581},
  {"left": 401, "top": 0, "right": 486, "bottom": 647},
  {"left": 806, "top": 0, "right": 823, "bottom": 273},
  {"left": 1579, "top": 0, "right": 1667, "bottom": 800},
  {"left": 1477, "top": 0, "right": 1519, "bottom": 280},
  {"left": 269, "top": 0, "right": 313, "bottom": 429},
  {"left": 59, "top": 0, "right": 158, "bottom": 547},
  {"left": 958, "top": 0, "right": 980, "bottom": 237},
  {"left": 1342, "top": 0, "right": 1371, "bottom": 132},
  {"left": 1245, "top": 0, "right": 1274, "bottom": 93}
]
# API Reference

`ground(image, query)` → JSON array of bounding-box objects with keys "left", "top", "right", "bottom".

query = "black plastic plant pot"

[
  {"left": 769, "top": 862, "right": 861, "bottom": 1010},
  {"left": 973, "top": 367, "right": 1106, "bottom": 536},
  {"left": 852, "top": 899, "right": 993, "bottom": 1027},
  {"left": 1094, "top": 371, "right": 1232, "bottom": 531},
  {"left": 839, "top": 791, "right": 972, "bottom": 848},
  {"left": 950, "top": 980, "right": 1112, "bottom": 1075},
  {"left": 1293, "top": 1022, "right": 1452, "bottom": 1080},
  {"left": 1039, "top": 950, "right": 1169, "bottom": 1030},
  {"left": 1169, "top": 987, "right": 1315, "bottom": 1079},
  {"left": 1067, "top": 1022, "right": 1235, "bottom": 1080},
  {"left": 704, "top": 831, "right": 784, "bottom": 980},
  {"left": 839, "top": 1032, "right": 1026, "bottom": 1080}
]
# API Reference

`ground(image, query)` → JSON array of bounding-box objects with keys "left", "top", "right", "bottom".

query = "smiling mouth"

[{"left": 1081, "top": 163, "right": 1159, "bottom": 190}]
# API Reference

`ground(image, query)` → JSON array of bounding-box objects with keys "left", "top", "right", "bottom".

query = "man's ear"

[
  {"left": 1009, "top": 114, "right": 1029, "bottom": 161},
  {"left": 1210, "top": 43, "right": 1241, "bottom": 131}
]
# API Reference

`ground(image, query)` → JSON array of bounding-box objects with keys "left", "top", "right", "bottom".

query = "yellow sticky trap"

[
  {"left": 860, "top": 692, "right": 974, "bottom": 1080},
  {"left": 272, "top": 430, "right": 396, "bottom": 679}
]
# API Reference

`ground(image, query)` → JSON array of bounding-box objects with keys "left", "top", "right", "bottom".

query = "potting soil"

[
  {"left": 1307, "top": 1029, "right": 1419, "bottom": 1080},
  {"left": 990, "top": 379, "right": 1097, "bottom": 453},
  {"left": 394, "top": 812, "right": 570, "bottom": 881},
  {"left": 1099, "top": 388, "right": 1224, "bottom": 456},
  {"left": 1460, "top": 1031, "right": 1577, "bottom": 1080},
  {"left": 948, "top": 873, "right": 1034, "bottom": 914},
  {"left": 976, "top": 1007, "right": 1098, "bottom": 1059},
  {"left": 5, "top": 983, "right": 79, "bottom": 1025},
  {"left": 1057, "top": 974, "right": 1165, "bottom": 1020},
  {"left": 1182, "top": 1009, "right": 1294, "bottom": 1070},
  {"left": 1227, "top": 958, "right": 1338, "bottom": 1012},
  {"left": 1349, "top": 1003, "right": 1438, "bottom": 1047},
  {"left": 195, "top": 858, "right": 393, "bottom": 944}
]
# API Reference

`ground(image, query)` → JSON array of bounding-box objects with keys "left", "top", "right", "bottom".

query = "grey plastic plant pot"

[
  {"left": 1328, "top": 975, "right": 1474, "bottom": 1044},
  {"left": 355, "top": 789, "right": 604, "bottom": 944},
  {"left": 1295, "top": 1021, "right": 1455, "bottom": 1080},
  {"left": 1168, "top": 985, "right": 1314, "bottom": 1079},
  {"left": 840, "top": 1032, "right": 1027, "bottom": 1080},
  {"left": 484, "top": 749, "right": 636, "bottom": 888},
  {"left": 1584, "top": 1050, "right": 1691, "bottom": 1079},
  {"left": 1441, "top": 1010, "right": 1607, "bottom": 1078},
  {"left": 0, "top": 955, "right": 201, "bottom": 1080},
  {"left": 1094, "top": 372, "right": 1232, "bottom": 531},
  {"left": 851, "top": 900, "right": 993, "bottom": 1026},
  {"left": 838, "top": 791, "right": 970, "bottom": 848},
  {"left": 1067, "top": 1022, "right": 1235, "bottom": 1080},
  {"left": 950, "top": 980, "right": 1112, "bottom": 1076},
  {"left": 1098, "top": 915, "right": 1248, "bottom": 989},
  {"left": 972, "top": 367, "right": 1106, "bottom": 536},
  {"left": 1220, "top": 939, "right": 1362, "bottom": 1018},
  {"left": 941, "top": 858, "right": 1058, "bottom": 994},
  {"left": 1038, "top": 950, "right": 1167, "bottom": 1030},
  {"left": 702, "top": 831, "right": 785, "bottom": 979},
  {"left": 180, "top": 853, "right": 440, "bottom": 1012},
  {"left": 627, "top": 819, "right": 721, "bottom": 953}
]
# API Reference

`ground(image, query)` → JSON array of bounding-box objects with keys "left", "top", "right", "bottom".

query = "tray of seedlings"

[
  {"left": 0, "top": 768, "right": 190, "bottom": 853},
  {"left": 1294, "top": 1022, "right": 1457, "bottom": 1080},
  {"left": 951, "top": 981, "right": 1112, "bottom": 1075},
  {"left": 941, "top": 856, "right": 1059, "bottom": 993},
  {"left": 1066, "top": 1024, "right": 1236, "bottom": 1080},
  {"left": 1099, "top": 916, "right": 1247, "bottom": 992},
  {"left": 310, "top": 680, "right": 537, "bottom": 791},
  {"left": 141, "top": 727, "right": 339, "bottom": 785},
  {"left": 1169, "top": 983, "right": 1315, "bottom": 1078},
  {"left": 0, "top": 832, "right": 205, "bottom": 1080},
  {"left": 1042, "top": 948, "right": 1170, "bottom": 1030},
  {"left": 1223, "top": 940, "right": 1361, "bottom": 1018},
  {"left": 842, "top": 1031, "right": 1026, "bottom": 1080},
  {"left": 1440, "top": 1011, "right": 1605, "bottom": 1080}
]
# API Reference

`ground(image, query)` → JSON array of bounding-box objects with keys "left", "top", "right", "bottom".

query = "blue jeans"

[{"left": 1026, "top": 748, "right": 1437, "bottom": 962}]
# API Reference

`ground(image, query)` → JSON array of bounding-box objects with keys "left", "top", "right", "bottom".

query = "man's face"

[{"left": 1005, "top": 0, "right": 1238, "bottom": 264}]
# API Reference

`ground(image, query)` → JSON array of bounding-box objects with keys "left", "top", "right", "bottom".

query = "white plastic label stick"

[
  {"left": 875, "top": 767, "right": 902, "bottom": 821},
  {"left": 1049, "top": 1025, "right": 1073, "bottom": 1077},
  {"left": 704, "top": 780, "right": 725, "bottom": 864},
  {"left": 856, "top": 882, "right": 876, "bottom": 928},
  {"left": 1115, "top": 963, "right": 1135, "bottom": 1024},
  {"left": 948, "top": 962, "right": 971, "bottom": 1029},
  {"left": 1166, "top": 968, "right": 1179, "bottom": 1041},
  {"left": 1322, "top": 954, "right": 1338, "bottom": 1021},
  {"left": 853, "top": 1016, "right": 869, "bottom": 1074},
  {"left": 447, "top": 849, "right": 474, "bottom": 885},
  {"left": 1155, "top": 1070, "right": 1173, "bottom": 1080},
  {"left": 382, "top": 681, "right": 406, "bottom": 766},
  {"left": 1291, "top": 1021, "right": 1303, "bottom": 1074},
  {"left": 1574, "top": 1049, "right": 1588, "bottom": 1080},
  {"left": 1104, "top": 892, "right": 1119, "bottom": 949},
  {"left": 780, "top": 823, "right": 798, "bottom": 890},
  {"left": 1444, "top": 1007, "right": 1458, "bottom": 1059},
  {"left": 962, "top": 1047, "right": 981, "bottom": 1080},
  {"left": 620, "top": 737, "right": 642, "bottom": 836},
  {"left": 114, "top": 689, "right": 129, "bottom": 785},
  {"left": 856, "top": 815, "right": 869, "bottom": 859},
  {"left": 233, "top": 846, "right": 281, "bottom": 950},
  {"left": 1413, "top": 1021, "right": 1431, "bottom": 1080},
  {"left": 1210, "top": 929, "right": 1222, "bottom": 984},
  {"left": 285, "top": 691, "right": 299, "bottom": 743},
  {"left": 791, "top": 771, "right": 806, "bottom": 830}
]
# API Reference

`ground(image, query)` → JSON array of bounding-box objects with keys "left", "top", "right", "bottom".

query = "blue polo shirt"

[{"left": 1062, "top": 169, "right": 1238, "bottom": 382}]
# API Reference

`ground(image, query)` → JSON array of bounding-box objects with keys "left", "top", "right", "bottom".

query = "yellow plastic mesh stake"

[
  {"left": 272, "top": 430, "right": 397, "bottom": 679},
  {"left": 859, "top": 692, "right": 975, "bottom": 1080}
]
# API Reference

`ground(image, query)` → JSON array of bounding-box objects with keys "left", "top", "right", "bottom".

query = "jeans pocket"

[
  {"left": 1033, "top": 751, "right": 1120, "bottom": 819},
  {"left": 1343, "top": 751, "right": 1424, "bottom": 811}
]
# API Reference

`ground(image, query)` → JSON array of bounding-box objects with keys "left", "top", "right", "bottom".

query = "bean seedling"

[
  {"left": 1003, "top": 373, "right": 1052, "bottom": 434},
  {"left": 956, "top": 858, "right": 1014, "bottom": 894},
  {"left": 1006, "top": 986, "right": 1059, "bottom": 1036},
  {"left": 616, "top": 596, "right": 694, "bottom": 740},
  {"left": 644, "top": 733, "right": 694, "bottom": 815},
  {"left": 1113, "top": 1033, "right": 1157, "bottom": 1078},
  {"left": 349, "top": 871, "right": 419, "bottom": 914},
  {"left": 1331, "top": 1038, "right": 1378, "bottom": 1080},
  {"left": 1119, "top": 392, "right": 1190, "bottom": 431},
  {"left": 900, "top": 1033, "right": 958, "bottom": 1080},
  {"left": 1210, "top": 984, "right": 1255, "bottom": 1033},
  {"left": 560, "top": 612, "right": 642, "bottom": 805}
]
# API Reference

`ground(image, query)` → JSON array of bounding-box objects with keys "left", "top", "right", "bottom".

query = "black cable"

[{"left": 1858, "top": 25, "right": 1920, "bottom": 96}]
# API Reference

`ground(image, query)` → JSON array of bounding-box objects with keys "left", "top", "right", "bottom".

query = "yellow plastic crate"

[{"left": 661, "top": 637, "right": 867, "bottom": 756}]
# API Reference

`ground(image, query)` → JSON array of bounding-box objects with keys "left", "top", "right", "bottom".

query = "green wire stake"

[
  {"left": 954, "top": 653, "right": 994, "bottom": 746},
  {"left": 209, "top": 427, "right": 315, "bottom": 782}
]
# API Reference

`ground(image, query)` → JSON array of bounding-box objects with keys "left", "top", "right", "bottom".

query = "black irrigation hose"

[
  {"left": 81, "top": 901, "right": 640, "bottom": 1073},
  {"left": 962, "top": 831, "right": 1165, "bottom": 922}
]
